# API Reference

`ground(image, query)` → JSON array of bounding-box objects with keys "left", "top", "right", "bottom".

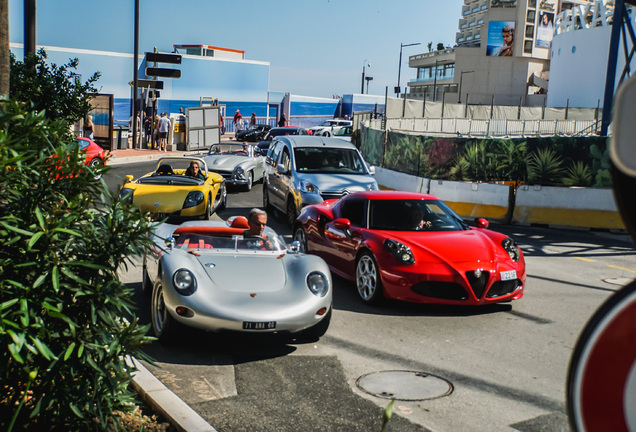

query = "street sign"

[
  {"left": 129, "top": 79, "right": 163, "bottom": 89},
  {"left": 145, "top": 52, "right": 182, "bottom": 64},
  {"left": 567, "top": 280, "right": 636, "bottom": 431},
  {"left": 145, "top": 67, "right": 182, "bottom": 79}
]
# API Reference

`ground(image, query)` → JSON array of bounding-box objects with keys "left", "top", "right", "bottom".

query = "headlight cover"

[
  {"left": 307, "top": 271, "right": 329, "bottom": 297},
  {"left": 233, "top": 166, "right": 245, "bottom": 180},
  {"left": 300, "top": 181, "right": 320, "bottom": 194},
  {"left": 183, "top": 191, "right": 204, "bottom": 209},
  {"left": 368, "top": 182, "right": 379, "bottom": 191},
  {"left": 384, "top": 239, "right": 415, "bottom": 264},
  {"left": 119, "top": 188, "right": 134, "bottom": 204},
  {"left": 173, "top": 269, "right": 197, "bottom": 295},
  {"left": 501, "top": 237, "right": 520, "bottom": 262}
]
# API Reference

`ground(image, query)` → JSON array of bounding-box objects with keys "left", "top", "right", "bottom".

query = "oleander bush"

[{"left": 0, "top": 100, "right": 155, "bottom": 431}]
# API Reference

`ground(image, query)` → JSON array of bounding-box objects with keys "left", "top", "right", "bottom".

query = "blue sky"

[{"left": 9, "top": 0, "right": 464, "bottom": 98}]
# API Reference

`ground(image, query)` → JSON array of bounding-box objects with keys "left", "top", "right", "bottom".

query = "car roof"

[
  {"left": 275, "top": 135, "right": 358, "bottom": 149},
  {"left": 342, "top": 190, "right": 440, "bottom": 201}
]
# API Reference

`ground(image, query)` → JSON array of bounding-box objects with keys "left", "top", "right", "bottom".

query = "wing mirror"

[
  {"left": 288, "top": 241, "right": 300, "bottom": 253},
  {"left": 476, "top": 218, "right": 489, "bottom": 229},
  {"left": 276, "top": 164, "right": 289, "bottom": 175},
  {"left": 326, "top": 218, "right": 351, "bottom": 240},
  {"left": 125, "top": 175, "right": 134, "bottom": 182},
  {"left": 165, "top": 236, "right": 175, "bottom": 250},
  {"left": 368, "top": 165, "right": 376, "bottom": 175}
]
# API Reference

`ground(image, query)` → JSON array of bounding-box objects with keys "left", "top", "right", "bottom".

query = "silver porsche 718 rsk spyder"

[{"left": 143, "top": 217, "right": 333, "bottom": 342}]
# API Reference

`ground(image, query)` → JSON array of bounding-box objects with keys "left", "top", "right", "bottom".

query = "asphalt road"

[{"left": 108, "top": 162, "right": 636, "bottom": 432}]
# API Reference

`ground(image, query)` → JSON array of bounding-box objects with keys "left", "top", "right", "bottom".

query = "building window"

[
  {"left": 481, "top": 4, "right": 488, "bottom": 10},
  {"left": 525, "top": 25, "right": 534, "bottom": 38},
  {"left": 528, "top": 0, "right": 536, "bottom": 7},
  {"left": 524, "top": 40, "right": 533, "bottom": 54},
  {"left": 478, "top": 18, "right": 484, "bottom": 24},
  {"left": 461, "top": 23, "right": 468, "bottom": 29},
  {"left": 469, "top": 21, "right": 476, "bottom": 27},
  {"left": 475, "top": 33, "right": 481, "bottom": 39},
  {"left": 527, "top": 10, "right": 535, "bottom": 23}
]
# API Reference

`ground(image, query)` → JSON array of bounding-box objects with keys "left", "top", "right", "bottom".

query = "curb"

[{"left": 130, "top": 357, "right": 218, "bottom": 432}]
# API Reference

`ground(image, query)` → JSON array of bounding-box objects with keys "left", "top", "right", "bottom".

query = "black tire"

[
  {"left": 151, "top": 280, "right": 177, "bottom": 343},
  {"left": 142, "top": 258, "right": 152, "bottom": 296},
  {"left": 244, "top": 171, "right": 253, "bottom": 191},
  {"left": 293, "top": 226, "right": 307, "bottom": 253},
  {"left": 263, "top": 183, "right": 273, "bottom": 212},
  {"left": 323, "top": 131, "right": 331, "bottom": 137},
  {"left": 356, "top": 251, "right": 384, "bottom": 305},
  {"left": 213, "top": 182, "right": 227, "bottom": 212},
  {"left": 286, "top": 198, "right": 298, "bottom": 227},
  {"left": 201, "top": 193, "right": 212, "bottom": 220},
  {"left": 302, "top": 309, "right": 331, "bottom": 340}
]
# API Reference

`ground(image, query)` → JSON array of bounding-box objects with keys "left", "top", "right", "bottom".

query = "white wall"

[{"left": 546, "top": 26, "right": 617, "bottom": 108}]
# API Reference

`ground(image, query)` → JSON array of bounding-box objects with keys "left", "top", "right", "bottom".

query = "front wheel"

[
  {"left": 151, "top": 281, "right": 177, "bottom": 343},
  {"left": 286, "top": 198, "right": 298, "bottom": 227},
  {"left": 201, "top": 193, "right": 212, "bottom": 220},
  {"left": 213, "top": 182, "right": 227, "bottom": 212},
  {"left": 88, "top": 157, "right": 103, "bottom": 180},
  {"left": 293, "top": 226, "right": 308, "bottom": 253},
  {"left": 302, "top": 309, "right": 331, "bottom": 340},
  {"left": 244, "top": 171, "right": 253, "bottom": 191},
  {"left": 263, "top": 183, "right": 273, "bottom": 212},
  {"left": 356, "top": 252, "right": 384, "bottom": 305}
]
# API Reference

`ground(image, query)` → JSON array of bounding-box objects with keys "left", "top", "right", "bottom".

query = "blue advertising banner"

[{"left": 487, "top": 21, "right": 516, "bottom": 56}]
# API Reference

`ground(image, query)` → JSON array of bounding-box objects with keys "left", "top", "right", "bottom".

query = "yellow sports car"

[{"left": 119, "top": 156, "right": 227, "bottom": 220}]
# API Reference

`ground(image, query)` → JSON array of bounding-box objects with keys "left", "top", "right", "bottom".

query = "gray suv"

[{"left": 263, "top": 135, "right": 378, "bottom": 225}]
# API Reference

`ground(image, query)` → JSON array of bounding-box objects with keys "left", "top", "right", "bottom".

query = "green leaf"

[
  {"left": 35, "top": 206, "right": 46, "bottom": 230},
  {"left": 27, "top": 231, "right": 44, "bottom": 250},
  {"left": 0, "top": 221, "right": 34, "bottom": 236},
  {"left": 52, "top": 266, "right": 60, "bottom": 291},
  {"left": 64, "top": 342, "right": 76, "bottom": 361}
]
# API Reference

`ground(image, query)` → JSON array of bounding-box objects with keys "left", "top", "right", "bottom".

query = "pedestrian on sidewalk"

[
  {"left": 157, "top": 112, "right": 171, "bottom": 152},
  {"left": 250, "top": 113, "right": 257, "bottom": 126},
  {"left": 233, "top": 109, "right": 243, "bottom": 133},
  {"left": 83, "top": 114, "right": 95, "bottom": 140}
]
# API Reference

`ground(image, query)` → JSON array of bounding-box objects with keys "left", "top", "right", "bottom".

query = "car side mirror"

[
  {"left": 165, "top": 236, "right": 175, "bottom": 250},
  {"left": 368, "top": 166, "right": 376, "bottom": 175},
  {"left": 326, "top": 218, "right": 351, "bottom": 240},
  {"left": 288, "top": 241, "right": 300, "bottom": 253},
  {"left": 476, "top": 218, "right": 489, "bottom": 229},
  {"left": 276, "top": 164, "right": 288, "bottom": 175},
  {"left": 125, "top": 175, "right": 134, "bottom": 182}
]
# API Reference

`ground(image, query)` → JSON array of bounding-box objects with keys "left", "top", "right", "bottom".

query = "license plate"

[
  {"left": 243, "top": 321, "right": 276, "bottom": 330},
  {"left": 500, "top": 270, "right": 517, "bottom": 281}
]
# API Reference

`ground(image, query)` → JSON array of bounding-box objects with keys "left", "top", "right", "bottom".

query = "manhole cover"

[
  {"left": 604, "top": 277, "right": 633, "bottom": 286},
  {"left": 355, "top": 370, "right": 453, "bottom": 401}
]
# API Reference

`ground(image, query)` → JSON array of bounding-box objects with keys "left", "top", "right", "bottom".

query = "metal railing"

[{"left": 384, "top": 117, "right": 601, "bottom": 137}]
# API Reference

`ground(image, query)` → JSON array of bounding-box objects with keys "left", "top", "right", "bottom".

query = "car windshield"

[
  {"left": 334, "top": 126, "right": 351, "bottom": 136},
  {"left": 294, "top": 147, "right": 368, "bottom": 174},
  {"left": 175, "top": 232, "right": 286, "bottom": 252},
  {"left": 368, "top": 199, "right": 469, "bottom": 231},
  {"left": 319, "top": 121, "right": 336, "bottom": 126},
  {"left": 268, "top": 128, "right": 299, "bottom": 138},
  {"left": 76, "top": 138, "right": 90, "bottom": 150},
  {"left": 208, "top": 144, "right": 250, "bottom": 156}
]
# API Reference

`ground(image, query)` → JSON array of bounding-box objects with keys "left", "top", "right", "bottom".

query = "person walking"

[
  {"left": 277, "top": 113, "right": 287, "bottom": 127},
  {"left": 250, "top": 113, "right": 257, "bottom": 127},
  {"left": 233, "top": 109, "right": 243, "bottom": 133},
  {"left": 157, "top": 112, "right": 171, "bottom": 152}
]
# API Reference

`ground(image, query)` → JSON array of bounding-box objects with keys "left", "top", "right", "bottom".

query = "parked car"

[
  {"left": 262, "top": 135, "right": 378, "bottom": 225},
  {"left": 255, "top": 126, "right": 312, "bottom": 153},
  {"left": 143, "top": 217, "right": 333, "bottom": 342},
  {"left": 292, "top": 190, "right": 526, "bottom": 306},
  {"left": 333, "top": 125, "right": 352, "bottom": 142},
  {"left": 204, "top": 142, "right": 266, "bottom": 191},
  {"left": 309, "top": 119, "right": 353, "bottom": 137},
  {"left": 235, "top": 124, "right": 271, "bottom": 142},
  {"left": 119, "top": 156, "right": 226, "bottom": 220},
  {"left": 77, "top": 137, "right": 106, "bottom": 169}
]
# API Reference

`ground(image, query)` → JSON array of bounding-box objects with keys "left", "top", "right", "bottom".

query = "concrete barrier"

[
  {"left": 513, "top": 185, "right": 625, "bottom": 230},
  {"left": 374, "top": 167, "right": 625, "bottom": 230},
  {"left": 428, "top": 180, "right": 512, "bottom": 223}
]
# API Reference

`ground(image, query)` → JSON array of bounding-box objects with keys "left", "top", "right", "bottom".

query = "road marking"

[
  {"left": 575, "top": 257, "right": 595, "bottom": 263},
  {"left": 609, "top": 265, "right": 636, "bottom": 274}
]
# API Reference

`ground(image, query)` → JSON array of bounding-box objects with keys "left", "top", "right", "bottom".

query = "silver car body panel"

[
  {"left": 145, "top": 221, "right": 332, "bottom": 333},
  {"left": 204, "top": 143, "right": 265, "bottom": 185}
]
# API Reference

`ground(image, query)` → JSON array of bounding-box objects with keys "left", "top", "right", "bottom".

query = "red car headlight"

[
  {"left": 501, "top": 237, "right": 520, "bottom": 262},
  {"left": 384, "top": 239, "right": 415, "bottom": 265}
]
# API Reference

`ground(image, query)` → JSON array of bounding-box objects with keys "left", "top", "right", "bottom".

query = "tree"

[
  {"left": 0, "top": 100, "right": 155, "bottom": 430},
  {"left": 0, "top": 0, "right": 8, "bottom": 98},
  {"left": 9, "top": 48, "right": 100, "bottom": 126}
]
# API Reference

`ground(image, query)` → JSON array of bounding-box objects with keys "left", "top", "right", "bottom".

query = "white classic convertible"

[{"left": 203, "top": 143, "right": 266, "bottom": 191}]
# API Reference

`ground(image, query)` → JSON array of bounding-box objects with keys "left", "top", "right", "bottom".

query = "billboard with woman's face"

[
  {"left": 536, "top": 11, "right": 555, "bottom": 48},
  {"left": 487, "top": 21, "right": 515, "bottom": 56}
]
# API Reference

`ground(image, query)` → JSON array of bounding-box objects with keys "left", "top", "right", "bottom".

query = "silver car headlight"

[
  {"left": 183, "top": 191, "right": 204, "bottom": 209},
  {"left": 173, "top": 269, "right": 197, "bottom": 296},
  {"left": 368, "top": 182, "right": 379, "bottom": 191},
  {"left": 384, "top": 239, "right": 415, "bottom": 264},
  {"left": 300, "top": 181, "right": 320, "bottom": 194},
  {"left": 119, "top": 188, "right": 134, "bottom": 204},
  {"left": 501, "top": 237, "right": 520, "bottom": 262},
  {"left": 233, "top": 166, "right": 245, "bottom": 180},
  {"left": 307, "top": 271, "right": 329, "bottom": 297}
]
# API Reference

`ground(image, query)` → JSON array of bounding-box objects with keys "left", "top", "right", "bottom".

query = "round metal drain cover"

[
  {"left": 604, "top": 277, "right": 633, "bottom": 286},
  {"left": 355, "top": 370, "right": 453, "bottom": 401}
]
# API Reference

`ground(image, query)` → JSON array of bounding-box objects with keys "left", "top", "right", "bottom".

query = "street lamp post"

[
  {"left": 365, "top": 76, "right": 373, "bottom": 94},
  {"left": 396, "top": 42, "right": 421, "bottom": 97},
  {"left": 458, "top": 70, "right": 474, "bottom": 104},
  {"left": 361, "top": 59, "right": 370, "bottom": 94}
]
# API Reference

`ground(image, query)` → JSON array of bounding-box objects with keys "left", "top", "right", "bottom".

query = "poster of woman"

[
  {"left": 486, "top": 21, "right": 515, "bottom": 56},
  {"left": 536, "top": 11, "right": 555, "bottom": 48}
]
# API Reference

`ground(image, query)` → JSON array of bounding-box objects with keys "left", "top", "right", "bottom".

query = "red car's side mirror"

[{"left": 476, "top": 218, "right": 489, "bottom": 229}]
